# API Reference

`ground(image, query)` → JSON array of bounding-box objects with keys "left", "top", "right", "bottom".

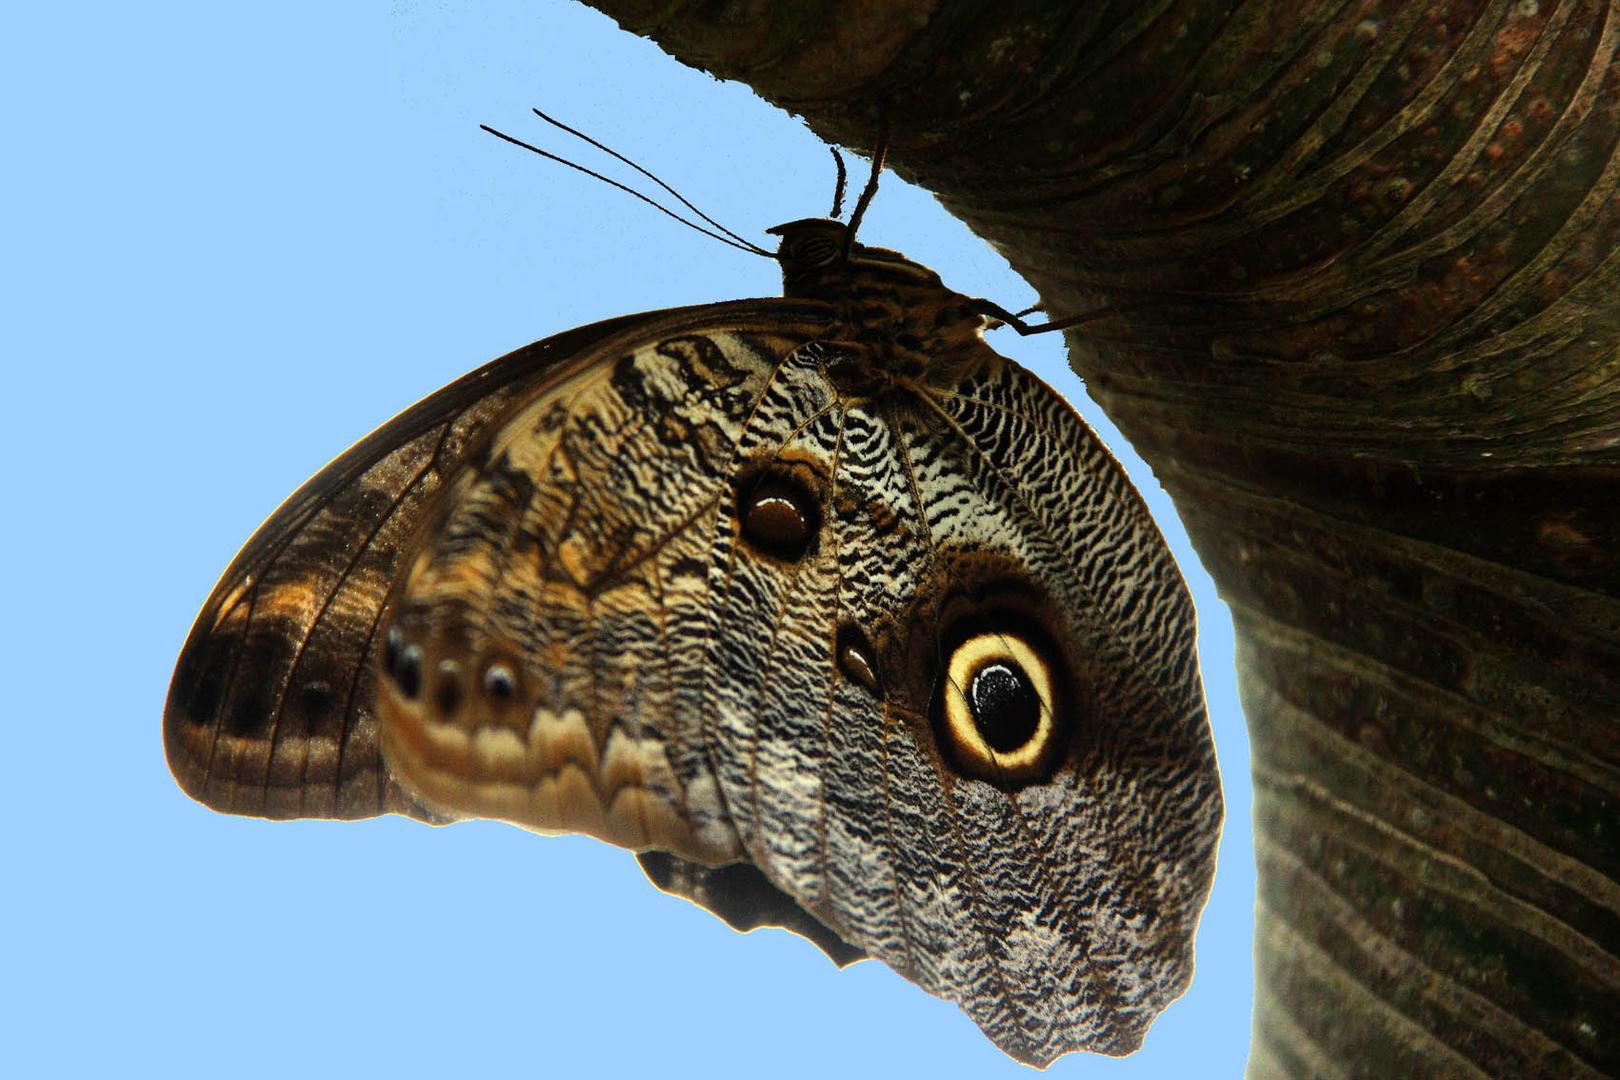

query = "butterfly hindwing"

[{"left": 698, "top": 347, "right": 1221, "bottom": 1062}]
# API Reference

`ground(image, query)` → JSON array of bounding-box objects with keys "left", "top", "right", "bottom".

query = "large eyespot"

[
  {"left": 736, "top": 467, "right": 821, "bottom": 562},
  {"left": 939, "top": 629, "right": 1062, "bottom": 782}
]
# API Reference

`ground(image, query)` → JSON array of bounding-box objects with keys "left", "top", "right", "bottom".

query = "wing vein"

[{"left": 882, "top": 399, "right": 1026, "bottom": 1036}]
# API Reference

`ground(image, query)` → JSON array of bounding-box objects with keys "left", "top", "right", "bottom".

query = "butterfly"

[{"left": 163, "top": 121, "right": 1222, "bottom": 1066}]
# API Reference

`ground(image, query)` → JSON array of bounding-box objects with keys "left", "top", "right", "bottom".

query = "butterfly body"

[{"left": 166, "top": 219, "right": 1221, "bottom": 1065}]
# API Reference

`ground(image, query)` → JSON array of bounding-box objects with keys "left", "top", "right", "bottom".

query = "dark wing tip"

[{"left": 161, "top": 591, "right": 427, "bottom": 823}]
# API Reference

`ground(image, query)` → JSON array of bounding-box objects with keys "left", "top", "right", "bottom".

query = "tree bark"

[{"left": 577, "top": 1, "right": 1620, "bottom": 1075}]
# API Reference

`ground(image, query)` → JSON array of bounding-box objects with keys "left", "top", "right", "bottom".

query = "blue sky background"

[{"left": 6, "top": 3, "right": 1252, "bottom": 1076}]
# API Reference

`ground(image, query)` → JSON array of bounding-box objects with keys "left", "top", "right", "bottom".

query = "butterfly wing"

[
  {"left": 163, "top": 301, "right": 828, "bottom": 822},
  {"left": 696, "top": 343, "right": 1222, "bottom": 1064},
  {"left": 371, "top": 318, "right": 1218, "bottom": 1064}
]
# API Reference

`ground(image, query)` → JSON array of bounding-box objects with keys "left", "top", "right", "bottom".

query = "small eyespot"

[
  {"left": 939, "top": 631, "right": 1058, "bottom": 781},
  {"left": 835, "top": 623, "right": 882, "bottom": 697},
  {"left": 395, "top": 644, "right": 423, "bottom": 700},
  {"left": 483, "top": 661, "right": 516, "bottom": 702},
  {"left": 737, "top": 471, "right": 821, "bottom": 562},
  {"left": 384, "top": 623, "right": 404, "bottom": 676},
  {"left": 433, "top": 659, "right": 462, "bottom": 718}
]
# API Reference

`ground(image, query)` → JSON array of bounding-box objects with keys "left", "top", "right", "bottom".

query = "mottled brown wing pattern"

[
  {"left": 376, "top": 325, "right": 827, "bottom": 861},
  {"left": 371, "top": 323, "right": 1219, "bottom": 1063},
  {"left": 698, "top": 343, "right": 1221, "bottom": 1062},
  {"left": 163, "top": 303, "right": 828, "bottom": 822}
]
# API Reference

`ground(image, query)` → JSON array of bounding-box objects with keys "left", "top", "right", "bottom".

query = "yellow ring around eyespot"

[{"left": 942, "top": 631, "right": 1057, "bottom": 776}]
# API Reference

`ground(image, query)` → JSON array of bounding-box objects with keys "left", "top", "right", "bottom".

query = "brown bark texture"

[{"left": 577, "top": 0, "right": 1620, "bottom": 1076}]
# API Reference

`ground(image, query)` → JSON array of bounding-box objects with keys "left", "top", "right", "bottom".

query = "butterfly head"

[{"left": 768, "top": 218, "right": 942, "bottom": 287}]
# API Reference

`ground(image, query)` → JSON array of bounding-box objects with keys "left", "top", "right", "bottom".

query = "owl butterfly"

[{"left": 164, "top": 124, "right": 1222, "bottom": 1066}]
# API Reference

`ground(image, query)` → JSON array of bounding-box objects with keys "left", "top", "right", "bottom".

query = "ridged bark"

[{"left": 576, "top": 1, "right": 1620, "bottom": 1075}]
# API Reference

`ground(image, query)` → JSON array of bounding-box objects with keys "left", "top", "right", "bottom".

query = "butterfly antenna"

[
  {"left": 842, "top": 115, "right": 889, "bottom": 258},
  {"left": 528, "top": 108, "right": 770, "bottom": 255},
  {"left": 480, "top": 125, "right": 771, "bottom": 256},
  {"left": 828, "top": 147, "right": 848, "bottom": 219}
]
